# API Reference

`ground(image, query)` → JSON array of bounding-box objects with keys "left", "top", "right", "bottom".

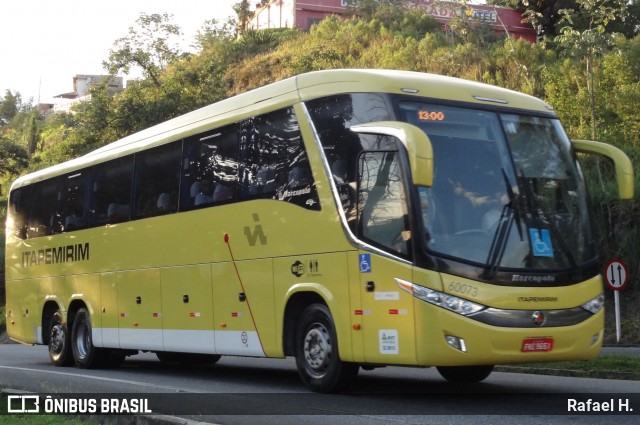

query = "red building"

[{"left": 250, "top": 0, "right": 536, "bottom": 42}]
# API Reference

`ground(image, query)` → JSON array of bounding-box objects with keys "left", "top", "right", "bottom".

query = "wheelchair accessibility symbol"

[
  {"left": 359, "top": 254, "right": 372, "bottom": 273},
  {"left": 529, "top": 228, "right": 554, "bottom": 257}
]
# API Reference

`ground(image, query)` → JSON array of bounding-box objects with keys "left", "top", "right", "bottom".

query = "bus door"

[
  {"left": 355, "top": 252, "right": 416, "bottom": 365},
  {"left": 353, "top": 149, "right": 417, "bottom": 365}
]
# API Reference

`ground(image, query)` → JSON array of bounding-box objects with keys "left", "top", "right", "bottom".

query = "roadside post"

[{"left": 604, "top": 259, "right": 629, "bottom": 343}]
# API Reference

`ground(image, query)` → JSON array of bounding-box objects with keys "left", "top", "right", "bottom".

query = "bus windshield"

[{"left": 397, "top": 102, "right": 596, "bottom": 272}]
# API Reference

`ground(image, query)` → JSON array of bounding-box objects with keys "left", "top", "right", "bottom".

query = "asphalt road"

[{"left": 1, "top": 344, "right": 639, "bottom": 425}]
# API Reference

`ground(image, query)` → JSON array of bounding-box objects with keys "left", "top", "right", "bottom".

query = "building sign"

[
  {"left": 257, "top": 0, "right": 535, "bottom": 42},
  {"left": 409, "top": 1, "right": 497, "bottom": 24},
  {"left": 340, "top": 1, "right": 498, "bottom": 24}
]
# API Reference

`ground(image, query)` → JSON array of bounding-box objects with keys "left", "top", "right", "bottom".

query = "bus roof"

[{"left": 11, "top": 69, "right": 553, "bottom": 190}]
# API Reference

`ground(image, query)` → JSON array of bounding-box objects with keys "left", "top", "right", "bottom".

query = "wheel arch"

[
  {"left": 67, "top": 298, "right": 90, "bottom": 328},
  {"left": 282, "top": 288, "right": 328, "bottom": 357},
  {"left": 41, "top": 300, "right": 62, "bottom": 345},
  {"left": 42, "top": 298, "right": 90, "bottom": 345}
]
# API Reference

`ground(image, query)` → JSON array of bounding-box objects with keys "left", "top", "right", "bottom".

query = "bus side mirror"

[
  {"left": 350, "top": 121, "right": 434, "bottom": 187},
  {"left": 572, "top": 139, "right": 635, "bottom": 200}
]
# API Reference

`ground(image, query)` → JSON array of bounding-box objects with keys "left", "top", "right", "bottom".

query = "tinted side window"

[
  {"left": 61, "top": 172, "right": 89, "bottom": 231},
  {"left": 181, "top": 126, "right": 239, "bottom": 210},
  {"left": 133, "top": 142, "right": 182, "bottom": 219},
  {"left": 9, "top": 173, "right": 89, "bottom": 239},
  {"left": 7, "top": 187, "right": 27, "bottom": 240},
  {"left": 27, "top": 178, "right": 62, "bottom": 238},
  {"left": 239, "top": 108, "right": 319, "bottom": 210},
  {"left": 306, "top": 94, "right": 394, "bottom": 222},
  {"left": 91, "top": 157, "right": 133, "bottom": 225},
  {"left": 357, "top": 150, "right": 411, "bottom": 257}
]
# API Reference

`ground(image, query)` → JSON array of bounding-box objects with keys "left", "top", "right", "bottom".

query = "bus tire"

[
  {"left": 436, "top": 365, "right": 494, "bottom": 383},
  {"left": 48, "top": 310, "right": 72, "bottom": 367},
  {"left": 71, "top": 308, "right": 106, "bottom": 369},
  {"left": 294, "top": 303, "right": 358, "bottom": 393}
]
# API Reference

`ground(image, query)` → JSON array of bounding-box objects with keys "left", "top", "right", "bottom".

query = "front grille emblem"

[{"left": 532, "top": 310, "right": 545, "bottom": 326}]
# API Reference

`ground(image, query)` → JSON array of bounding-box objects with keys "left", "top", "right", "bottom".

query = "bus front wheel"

[
  {"left": 48, "top": 310, "right": 72, "bottom": 366},
  {"left": 294, "top": 303, "right": 358, "bottom": 393},
  {"left": 436, "top": 365, "right": 494, "bottom": 383}
]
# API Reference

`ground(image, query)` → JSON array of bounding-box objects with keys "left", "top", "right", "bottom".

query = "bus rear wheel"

[
  {"left": 436, "top": 365, "right": 494, "bottom": 383},
  {"left": 294, "top": 303, "right": 358, "bottom": 393},
  {"left": 71, "top": 308, "right": 107, "bottom": 369},
  {"left": 48, "top": 310, "right": 72, "bottom": 366}
]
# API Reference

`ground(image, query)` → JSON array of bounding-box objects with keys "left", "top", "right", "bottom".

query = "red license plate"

[{"left": 521, "top": 337, "right": 554, "bottom": 352}]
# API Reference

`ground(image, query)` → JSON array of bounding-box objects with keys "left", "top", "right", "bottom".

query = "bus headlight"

[
  {"left": 396, "top": 279, "right": 485, "bottom": 316},
  {"left": 581, "top": 293, "right": 604, "bottom": 314}
]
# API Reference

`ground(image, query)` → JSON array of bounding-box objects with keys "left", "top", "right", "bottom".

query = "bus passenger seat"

[
  {"left": 288, "top": 167, "right": 309, "bottom": 189},
  {"left": 65, "top": 215, "right": 78, "bottom": 230},
  {"left": 255, "top": 166, "right": 276, "bottom": 193},
  {"left": 157, "top": 193, "right": 173, "bottom": 212},
  {"left": 190, "top": 182, "right": 202, "bottom": 198},
  {"left": 107, "top": 203, "right": 129, "bottom": 221},
  {"left": 213, "top": 184, "right": 233, "bottom": 202},
  {"left": 331, "top": 160, "right": 347, "bottom": 183},
  {"left": 195, "top": 193, "right": 214, "bottom": 206}
]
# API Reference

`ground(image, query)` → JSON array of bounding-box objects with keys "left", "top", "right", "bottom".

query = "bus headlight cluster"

[
  {"left": 396, "top": 279, "right": 485, "bottom": 316},
  {"left": 581, "top": 293, "right": 604, "bottom": 314}
]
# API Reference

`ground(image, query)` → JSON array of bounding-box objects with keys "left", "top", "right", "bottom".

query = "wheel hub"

[
  {"left": 75, "top": 321, "right": 89, "bottom": 359},
  {"left": 50, "top": 324, "right": 65, "bottom": 354},
  {"left": 303, "top": 325, "right": 332, "bottom": 377}
]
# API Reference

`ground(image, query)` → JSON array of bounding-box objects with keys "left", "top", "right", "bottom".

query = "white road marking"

[{"left": 0, "top": 365, "right": 200, "bottom": 393}]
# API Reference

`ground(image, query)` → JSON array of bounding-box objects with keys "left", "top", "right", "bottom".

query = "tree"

[
  {"left": 104, "top": 13, "right": 184, "bottom": 87},
  {"left": 233, "top": 1, "right": 254, "bottom": 36},
  {"left": 0, "top": 90, "right": 21, "bottom": 126},
  {"left": 606, "top": 0, "right": 640, "bottom": 38},
  {"left": 0, "top": 138, "right": 29, "bottom": 178},
  {"left": 554, "top": 0, "right": 628, "bottom": 138},
  {"left": 194, "top": 18, "right": 236, "bottom": 50},
  {"left": 343, "top": 0, "right": 409, "bottom": 20},
  {"left": 490, "top": 0, "right": 638, "bottom": 40},
  {"left": 488, "top": 0, "right": 579, "bottom": 39},
  {"left": 23, "top": 111, "right": 40, "bottom": 155}
]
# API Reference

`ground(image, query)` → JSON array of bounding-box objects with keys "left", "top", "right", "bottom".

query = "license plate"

[{"left": 521, "top": 337, "right": 554, "bottom": 352}]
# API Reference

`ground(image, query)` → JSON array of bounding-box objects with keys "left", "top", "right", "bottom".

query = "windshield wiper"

[
  {"left": 482, "top": 169, "right": 523, "bottom": 279},
  {"left": 518, "top": 172, "right": 577, "bottom": 269}
]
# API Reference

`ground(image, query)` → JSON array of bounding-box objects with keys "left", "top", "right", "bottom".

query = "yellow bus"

[{"left": 5, "top": 69, "right": 634, "bottom": 392}]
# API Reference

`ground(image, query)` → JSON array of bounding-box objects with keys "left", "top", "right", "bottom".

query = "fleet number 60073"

[{"left": 447, "top": 282, "right": 479, "bottom": 297}]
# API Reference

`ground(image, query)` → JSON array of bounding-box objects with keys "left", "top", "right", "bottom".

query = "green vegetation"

[
  {"left": 498, "top": 355, "right": 640, "bottom": 380},
  {"left": 1, "top": 1, "right": 639, "bottom": 344}
]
